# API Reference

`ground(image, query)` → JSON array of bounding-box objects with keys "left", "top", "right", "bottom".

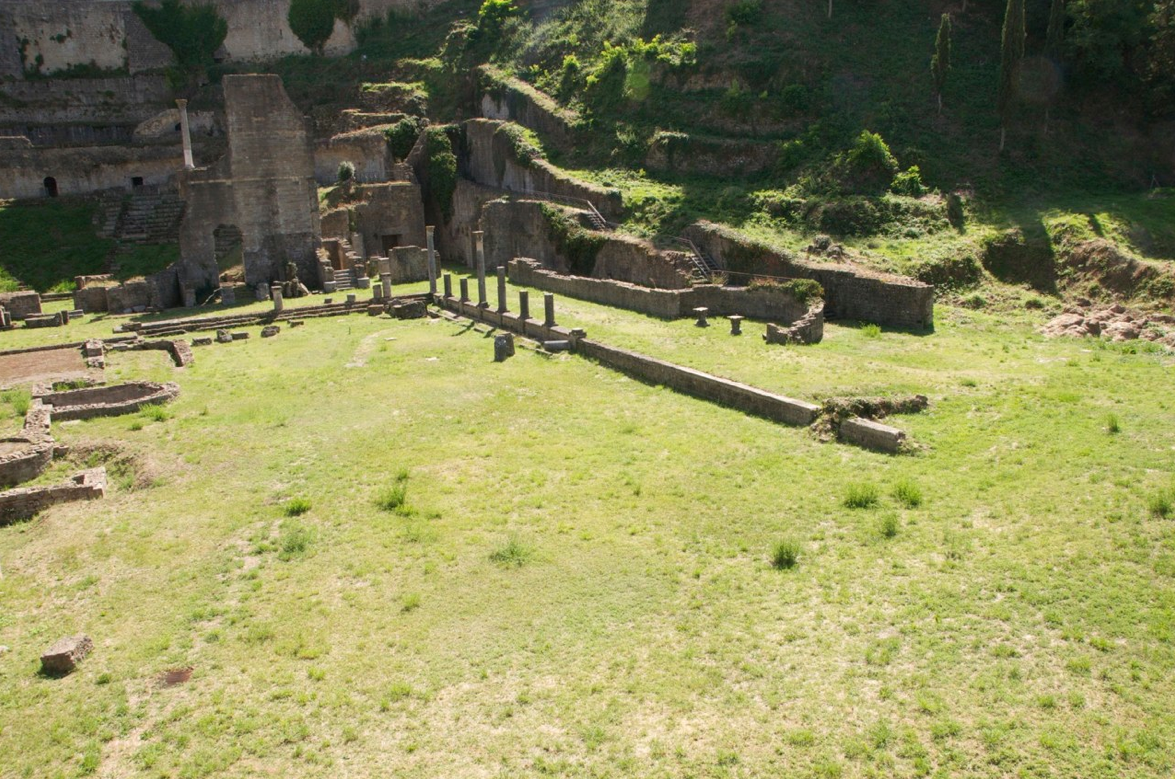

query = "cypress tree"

[
  {"left": 931, "top": 13, "right": 952, "bottom": 114},
  {"left": 998, "top": 0, "right": 1026, "bottom": 151},
  {"left": 1045, "top": 0, "right": 1065, "bottom": 61}
]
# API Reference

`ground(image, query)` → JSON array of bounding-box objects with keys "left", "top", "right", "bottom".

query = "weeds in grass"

[
  {"left": 861, "top": 323, "right": 881, "bottom": 338},
  {"left": 141, "top": 404, "right": 171, "bottom": 423},
  {"left": 2, "top": 388, "right": 30, "bottom": 417},
  {"left": 771, "top": 539, "right": 801, "bottom": 569},
  {"left": 892, "top": 479, "right": 922, "bottom": 508},
  {"left": 1105, "top": 413, "right": 1121, "bottom": 434},
  {"left": 877, "top": 512, "right": 900, "bottom": 539},
  {"left": 376, "top": 483, "right": 408, "bottom": 512},
  {"left": 277, "top": 521, "right": 313, "bottom": 561},
  {"left": 490, "top": 537, "right": 534, "bottom": 567},
  {"left": 1148, "top": 489, "right": 1173, "bottom": 518},
  {"left": 844, "top": 483, "right": 879, "bottom": 509},
  {"left": 401, "top": 592, "right": 421, "bottom": 612},
  {"left": 283, "top": 498, "right": 311, "bottom": 517}
]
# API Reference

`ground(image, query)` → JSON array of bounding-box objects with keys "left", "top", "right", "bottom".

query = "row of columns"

[{"left": 442, "top": 271, "right": 556, "bottom": 328}]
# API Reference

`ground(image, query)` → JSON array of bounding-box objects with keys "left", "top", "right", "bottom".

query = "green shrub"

[
  {"left": 779, "top": 83, "right": 811, "bottom": 112},
  {"left": 1148, "top": 490, "right": 1173, "bottom": 519},
  {"left": 336, "top": 160, "right": 355, "bottom": 182},
  {"left": 844, "top": 483, "right": 880, "bottom": 509},
  {"left": 424, "top": 127, "right": 457, "bottom": 220},
  {"left": 401, "top": 592, "right": 421, "bottom": 612},
  {"left": 133, "top": 0, "right": 226, "bottom": 74},
  {"left": 583, "top": 44, "right": 629, "bottom": 116},
  {"left": 376, "top": 483, "right": 407, "bottom": 512},
  {"left": 861, "top": 323, "right": 881, "bottom": 338},
  {"left": 962, "top": 292, "right": 987, "bottom": 309},
  {"left": 490, "top": 537, "right": 533, "bottom": 567},
  {"left": 914, "top": 253, "right": 982, "bottom": 291},
  {"left": 835, "top": 131, "right": 899, "bottom": 194},
  {"left": 892, "top": 480, "right": 923, "bottom": 508},
  {"left": 771, "top": 539, "right": 801, "bottom": 569},
  {"left": 745, "top": 277, "right": 824, "bottom": 304},
  {"left": 277, "top": 521, "right": 313, "bottom": 561},
  {"left": 877, "top": 512, "right": 900, "bottom": 539},
  {"left": 384, "top": 116, "right": 423, "bottom": 160},
  {"left": 890, "top": 166, "right": 927, "bottom": 197},
  {"left": 288, "top": 0, "right": 357, "bottom": 55},
  {"left": 727, "top": 0, "right": 763, "bottom": 26},
  {"left": 283, "top": 498, "right": 312, "bottom": 517}
]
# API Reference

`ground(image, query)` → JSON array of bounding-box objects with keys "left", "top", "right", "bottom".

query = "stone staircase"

[
  {"left": 332, "top": 268, "right": 356, "bottom": 291},
  {"left": 95, "top": 190, "right": 185, "bottom": 246}
]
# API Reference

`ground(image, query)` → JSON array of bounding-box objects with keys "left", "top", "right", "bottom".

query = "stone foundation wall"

[
  {"left": 0, "top": 291, "right": 42, "bottom": 320},
  {"left": 42, "top": 381, "right": 179, "bottom": 421},
  {"left": 0, "top": 467, "right": 106, "bottom": 526},
  {"left": 765, "top": 304, "right": 825, "bottom": 345},
  {"left": 508, "top": 259, "right": 814, "bottom": 322},
  {"left": 0, "top": 440, "right": 54, "bottom": 489},
  {"left": 685, "top": 222, "right": 935, "bottom": 330}
]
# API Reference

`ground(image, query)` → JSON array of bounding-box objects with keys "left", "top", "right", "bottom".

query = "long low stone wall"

[
  {"left": 42, "top": 381, "right": 179, "bottom": 421},
  {"left": 685, "top": 222, "right": 934, "bottom": 330},
  {"left": 575, "top": 339, "right": 820, "bottom": 427},
  {"left": 508, "top": 259, "right": 813, "bottom": 323},
  {"left": 0, "top": 468, "right": 106, "bottom": 526}
]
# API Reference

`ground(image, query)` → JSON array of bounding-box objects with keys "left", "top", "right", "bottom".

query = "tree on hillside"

[
  {"left": 133, "top": 0, "right": 226, "bottom": 84},
  {"left": 1045, "top": 0, "right": 1066, "bottom": 61},
  {"left": 288, "top": 0, "right": 359, "bottom": 55},
  {"left": 998, "top": 0, "right": 1026, "bottom": 151},
  {"left": 931, "top": 13, "right": 952, "bottom": 114}
]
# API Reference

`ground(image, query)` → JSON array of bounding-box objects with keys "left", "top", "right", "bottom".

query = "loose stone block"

[
  {"left": 40, "top": 635, "right": 93, "bottom": 675},
  {"left": 346, "top": 293, "right": 357, "bottom": 305},
  {"left": 494, "top": 333, "right": 516, "bottom": 362},
  {"left": 693, "top": 307, "right": 709, "bottom": 327},
  {"left": 231, "top": 332, "right": 249, "bottom": 341},
  {"left": 728, "top": 315, "right": 744, "bottom": 335},
  {"left": 216, "top": 329, "right": 233, "bottom": 344},
  {"left": 392, "top": 301, "right": 427, "bottom": 320},
  {"left": 323, "top": 281, "right": 337, "bottom": 293},
  {"left": 372, "top": 284, "right": 384, "bottom": 301},
  {"left": 220, "top": 286, "right": 235, "bottom": 305},
  {"left": 192, "top": 337, "right": 213, "bottom": 347},
  {"left": 290, "top": 320, "right": 304, "bottom": 328},
  {"left": 368, "top": 304, "right": 384, "bottom": 316},
  {"left": 323, "top": 298, "right": 333, "bottom": 305},
  {"left": 261, "top": 325, "right": 280, "bottom": 338},
  {"left": 543, "top": 340, "right": 571, "bottom": 353},
  {"left": 355, "top": 276, "right": 371, "bottom": 289}
]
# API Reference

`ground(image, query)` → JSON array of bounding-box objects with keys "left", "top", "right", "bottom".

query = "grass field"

[{"left": 0, "top": 282, "right": 1173, "bottom": 778}]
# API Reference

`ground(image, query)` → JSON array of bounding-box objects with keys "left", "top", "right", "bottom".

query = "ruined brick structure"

[{"left": 177, "top": 75, "right": 321, "bottom": 294}]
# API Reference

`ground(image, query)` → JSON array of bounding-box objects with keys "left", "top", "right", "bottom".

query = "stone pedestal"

[
  {"left": 544, "top": 293, "right": 556, "bottom": 328},
  {"left": 220, "top": 286, "right": 235, "bottom": 305},
  {"left": 373, "top": 284, "right": 384, "bottom": 301},
  {"left": 271, "top": 285, "right": 283, "bottom": 313},
  {"left": 443, "top": 274, "right": 453, "bottom": 298},
  {"left": 380, "top": 273, "right": 392, "bottom": 300},
  {"left": 355, "top": 276, "right": 371, "bottom": 289},
  {"left": 728, "top": 315, "right": 744, "bottom": 336},
  {"left": 323, "top": 281, "right": 337, "bottom": 293},
  {"left": 494, "top": 333, "right": 515, "bottom": 362},
  {"left": 346, "top": 293, "right": 357, "bottom": 305},
  {"left": 518, "top": 291, "right": 530, "bottom": 321},
  {"left": 426, "top": 226, "right": 438, "bottom": 296},
  {"left": 693, "top": 307, "right": 710, "bottom": 327}
]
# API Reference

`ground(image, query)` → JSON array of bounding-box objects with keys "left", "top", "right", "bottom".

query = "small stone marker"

[
  {"left": 215, "top": 329, "right": 233, "bottom": 344},
  {"left": 290, "top": 320, "right": 304, "bottom": 328},
  {"left": 271, "top": 284, "right": 283, "bottom": 313},
  {"left": 355, "top": 275, "right": 371, "bottom": 289},
  {"left": 40, "top": 635, "right": 92, "bottom": 675},
  {"left": 368, "top": 304, "right": 383, "bottom": 316},
  {"left": 494, "top": 333, "right": 515, "bottom": 362},
  {"left": 260, "top": 325, "right": 280, "bottom": 338},
  {"left": 231, "top": 332, "right": 249, "bottom": 341},
  {"left": 59, "top": 310, "right": 70, "bottom": 325},
  {"left": 372, "top": 284, "right": 384, "bottom": 301},
  {"left": 346, "top": 293, "right": 357, "bottom": 305},
  {"left": 728, "top": 315, "right": 745, "bottom": 336},
  {"left": 323, "top": 298, "right": 333, "bottom": 305},
  {"left": 323, "top": 280, "right": 337, "bottom": 293},
  {"left": 380, "top": 273, "right": 392, "bottom": 301},
  {"left": 693, "top": 307, "right": 710, "bottom": 327},
  {"left": 543, "top": 340, "right": 571, "bottom": 353},
  {"left": 192, "top": 337, "right": 213, "bottom": 347}
]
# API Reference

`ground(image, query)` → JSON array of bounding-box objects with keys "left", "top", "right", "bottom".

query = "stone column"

[
  {"left": 544, "top": 293, "right": 556, "bottom": 327},
  {"left": 426, "top": 226, "right": 438, "bottom": 296},
  {"left": 373, "top": 283, "right": 384, "bottom": 302},
  {"left": 474, "top": 231, "right": 488, "bottom": 307},
  {"left": 380, "top": 273, "right": 392, "bottom": 300},
  {"left": 518, "top": 291, "right": 530, "bottom": 321},
  {"left": 271, "top": 284, "right": 283, "bottom": 312},
  {"left": 176, "top": 99, "right": 194, "bottom": 170},
  {"left": 459, "top": 278, "right": 470, "bottom": 303},
  {"left": 443, "top": 273, "right": 453, "bottom": 298},
  {"left": 496, "top": 267, "right": 508, "bottom": 313}
]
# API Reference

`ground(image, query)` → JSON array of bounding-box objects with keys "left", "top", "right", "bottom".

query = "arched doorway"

[{"left": 43, "top": 177, "right": 58, "bottom": 197}]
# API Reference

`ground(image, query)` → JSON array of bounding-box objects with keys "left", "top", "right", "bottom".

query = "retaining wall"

[
  {"left": 42, "top": 381, "right": 179, "bottom": 421},
  {"left": 685, "top": 222, "right": 934, "bottom": 330},
  {"left": 0, "top": 467, "right": 106, "bottom": 526}
]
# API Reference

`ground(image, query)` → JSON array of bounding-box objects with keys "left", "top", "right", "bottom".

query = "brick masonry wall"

[{"left": 0, "top": 467, "right": 106, "bottom": 526}]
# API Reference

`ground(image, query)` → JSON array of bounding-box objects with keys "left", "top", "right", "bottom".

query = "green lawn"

[{"left": 0, "top": 288, "right": 1173, "bottom": 778}]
